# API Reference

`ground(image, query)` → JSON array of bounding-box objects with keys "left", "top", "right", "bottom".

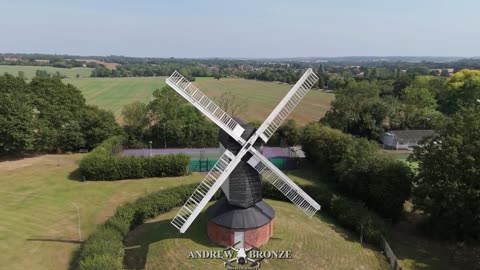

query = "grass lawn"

[
  {"left": 0, "top": 154, "right": 201, "bottom": 270},
  {"left": 63, "top": 76, "right": 333, "bottom": 124},
  {"left": 63, "top": 77, "right": 167, "bottom": 118},
  {"left": 195, "top": 78, "right": 334, "bottom": 125},
  {"left": 124, "top": 200, "right": 389, "bottom": 270},
  {"left": 0, "top": 65, "right": 92, "bottom": 79}
]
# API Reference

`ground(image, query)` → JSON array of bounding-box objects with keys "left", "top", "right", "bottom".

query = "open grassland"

[
  {"left": 63, "top": 77, "right": 333, "bottom": 124},
  {"left": 0, "top": 154, "right": 200, "bottom": 270},
  {"left": 124, "top": 199, "right": 389, "bottom": 270},
  {"left": 0, "top": 65, "right": 92, "bottom": 79},
  {"left": 195, "top": 78, "right": 334, "bottom": 125},
  {"left": 0, "top": 154, "right": 474, "bottom": 269},
  {"left": 63, "top": 77, "right": 167, "bottom": 117}
]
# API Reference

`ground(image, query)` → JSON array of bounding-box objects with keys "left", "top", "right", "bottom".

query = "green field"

[
  {"left": 124, "top": 200, "right": 389, "bottom": 270},
  {"left": 0, "top": 153, "right": 475, "bottom": 269},
  {"left": 0, "top": 154, "right": 200, "bottom": 270},
  {"left": 64, "top": 77, "right": 167, "bottom": 118},
  {"left": 64, "top": 77, "right": 334, "bottom": 124},
  {"left": 0, "top": 65, "right": 93, "bottom": 79},
  {"left": 196, "top": 78, "right": 334, "bottom": 125}
]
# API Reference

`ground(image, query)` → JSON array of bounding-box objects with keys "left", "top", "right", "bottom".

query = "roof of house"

[{"left": 385, "top": 130, "right": 435, "bottom": 140}]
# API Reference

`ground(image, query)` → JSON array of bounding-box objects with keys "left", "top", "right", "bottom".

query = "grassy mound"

[{"left": 124, "top": 200, "right": 389, "bottom": 270}]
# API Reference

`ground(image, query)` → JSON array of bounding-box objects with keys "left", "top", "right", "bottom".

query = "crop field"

[
  {"left": 0, "top": 65, "right": 92, "bottom": 79},
  {"left": 63, "top": 77, "right": 167, "bottom": 117},
  {"left": 124, "top": 200, "right": 389, "bottom": 270},
  {"left": 64, "top": 77, "right": 334, "bottom": 124},
  {"left": 195, "top": 78, "right": 334, "bottom": 125}
]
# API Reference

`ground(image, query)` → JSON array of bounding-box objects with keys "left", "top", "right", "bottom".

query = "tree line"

[{"left": 0, "top": 74, "right": 121, "bottom": 156}]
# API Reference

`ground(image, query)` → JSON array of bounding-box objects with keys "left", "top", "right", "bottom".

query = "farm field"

[
  {"left": 0, "top": 154, "right": 201, "bottom": 270},
  {"left": 63, "top": 77, "right": 167, "bottom": 117},
  {"left": 124, "top": 200, "right": 390, "bottom": 270},
  {"left": 64, "top": 77, "right": 334, "bottom": 124},
  {"left": 0, "top": 65, "right": 92, "bottom": 79},
  {"left": 195, "top": 78, "right": 334, "bottom": 125}
]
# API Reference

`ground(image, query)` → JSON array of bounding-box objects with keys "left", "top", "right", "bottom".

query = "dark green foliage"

[
  {"left": 0, "top": 74, "right": 121, "bottom": 156},
  {"left": 79, "top": 136, "right": 190, "bottom": 180},
  {"left": 0, "top": 74, "right": 35, "bottom": 155},
  {"left": 321, "top": 80, "right": 391, "bottom": 140},
  {"left": 73, "top": 180, "right": 387, "bottom": 270},
  {"left": 261, "top": 181, "right": 385, "bottom": 244},
  {"left": 411, "top": 106, "right": 480, "bottom": 240},
  {"left": 302, "top": 123, "right": 412, "bottom": 220},
  {"left": 122, "top": 86, "right": 218, "bottom": 148},
  {"left": 268, "top": 119, "right": 301, "bottom": 146},
  {"left": 73, "top": 184, "right": 198, "bottom": 270}
]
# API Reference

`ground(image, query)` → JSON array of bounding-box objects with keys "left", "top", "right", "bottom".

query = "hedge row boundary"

[
  {"left": 71, "top": 181, "right": 386, "bottom": 270},
  {"left": 79, "top": 136, "right": 190, "bottom": 180}
]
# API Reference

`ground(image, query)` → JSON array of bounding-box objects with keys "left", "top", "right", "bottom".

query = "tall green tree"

[
  {"left": 0, "top": 75, "right": 35, "bottom": 155},
  {"left": 321, "top": 80, "right": 389, "bottom": 140},
  {"left": 411, "top": 106, "right": 480, "bottom": 239}
]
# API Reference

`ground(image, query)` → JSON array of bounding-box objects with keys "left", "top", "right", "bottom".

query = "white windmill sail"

[
  {"left": 166, "top": 71, "right": 246, "bottom": 142},
  {"left": 171, "top": 150, "right": 238, "bottom": 233},
  {"left": 256, "top": 68, "right": 319, "bottom": 143},
  {"left": 166, "top": 68, "right": 322, "bottom": 233},
  {"left": 247, "top": 148, "right": 321, "bottom": 217}
]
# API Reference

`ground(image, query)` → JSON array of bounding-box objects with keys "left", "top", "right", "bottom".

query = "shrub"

[
  {"left": 79, "top": 136, "right": 190, "bottom": 180},
  {"left": 262, "top": 181, "right": 386, "bottom": 245},
  {"left": 302, "top": 123, "right": 412, "bottom": 220},
  {"left": 73, "top": 182, "right": 387, "bottom": 269}
]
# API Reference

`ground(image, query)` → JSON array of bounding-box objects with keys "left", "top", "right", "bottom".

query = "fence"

[
  {"left": 381, "top": 237, "right": 402, "bottom": 270},
  {"left": 188, "top": 157, "right": 299, "bottom": 172}
]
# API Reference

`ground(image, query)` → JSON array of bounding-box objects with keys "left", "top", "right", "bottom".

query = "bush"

[
  {"left": 262, "top": 181, "right": 386, "bottom": 245},
  {"left": 302, "top": 124, "right": 412, "bottom": 220},
  {"left": 79, "top": 136, "right": 190, "bottom": 180},
  {"left": 73, "top": 182, "right": 386, "bottom": 269},
  {"left": 73, "top": 184, "right": 198, "bottom": 270}
]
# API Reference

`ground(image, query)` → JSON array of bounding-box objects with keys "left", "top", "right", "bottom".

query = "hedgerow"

[
  {"left": 73, "top": 182, "right": 387, "bottom": 269},
  {"left": 262, "top": 182, "right": 385, "bottom": 244},
  {"left": 302, "top": 123, "right": 412, "bottom": 221},
  {"left": 79, "top": 136, "right": 190, "bottom": 180}
]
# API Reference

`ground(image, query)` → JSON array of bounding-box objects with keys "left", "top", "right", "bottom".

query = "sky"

[{"left": 0, "top": 0, "right": 479, "bottom": 58}]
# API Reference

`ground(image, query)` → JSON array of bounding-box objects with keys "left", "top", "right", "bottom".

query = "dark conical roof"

[{"left": 207, "top": 197, "right": 275, "bottom": 229}]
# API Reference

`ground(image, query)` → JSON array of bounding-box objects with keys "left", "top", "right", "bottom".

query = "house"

[{"left": 382, "top": 130, "right": 435, "bottom": 150}]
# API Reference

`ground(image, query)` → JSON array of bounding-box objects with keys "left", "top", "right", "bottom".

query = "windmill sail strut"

[{"left": 166, "top": 69, "right": 321, "bottom": 233}]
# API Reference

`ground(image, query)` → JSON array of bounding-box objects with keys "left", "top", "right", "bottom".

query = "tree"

[
  {"left": 0, "top": 74, "right": 34, "bottom": 155},
  {"left": 269, "top": 119, "right": 301, "bottom": 146},
  {"left": 17, "top": 71, "right": 25, "bottom": 79},
  {"left": 81, "top": 105, "right": 122, "bottom": 149},
  {"left": 410, "top": 106, "right": 480, "bottom": 239},
  {"left": 122, "top": 101, "right": 149, "bottom": 146},
  {"left": 35, "top": 69, "right": 50, "bottom": 78},
  {"left": 438, "top": 69, "right": 480, "bottom": 114},
  {"left": 143, "top": 86, "right": 219, "bottom": 148},
  {"left": 321, "top": 80, "right": 389, "bottom": 140},
  {"left": 215, "top": 91, "right": 249, "bottom": 117}
]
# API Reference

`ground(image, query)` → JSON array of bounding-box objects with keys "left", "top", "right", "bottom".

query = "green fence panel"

[{"left": 189, "top": 157, "right": 295, "bottom": 172}]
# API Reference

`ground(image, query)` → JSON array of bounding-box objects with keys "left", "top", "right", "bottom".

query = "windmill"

[{"left": 166, "top": 69, "right": 321, "bottom": 248}]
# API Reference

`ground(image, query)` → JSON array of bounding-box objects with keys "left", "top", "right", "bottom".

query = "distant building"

[
  {"left": 3, "top": 57, "right": 20, "bottom": 62},
  {"left": 382, "top": 130, "right": 435, "bottom": 150}
]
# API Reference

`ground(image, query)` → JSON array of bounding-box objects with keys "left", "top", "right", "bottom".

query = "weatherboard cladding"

[{"left": 219, "top": 118, "right": 263, "bottom": 208}]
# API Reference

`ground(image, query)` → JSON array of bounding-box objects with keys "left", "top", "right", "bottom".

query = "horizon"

[{"left": 1, "top": 0, "right": 479, "bottom": 58}]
